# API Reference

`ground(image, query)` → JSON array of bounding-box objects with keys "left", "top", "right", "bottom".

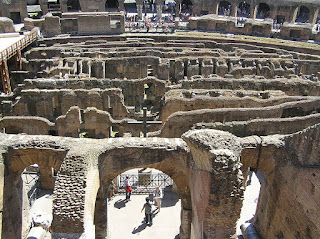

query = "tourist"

[
  {"left": 153, "top": 186, "right": 163, "bottom": 211},
  {"left": 141, "top": 197, "right": 153, "bottom": 226},
  {"left": 108, "top": 181, "right": 117, "bottom": 200},
  {"left": 124, "top": 175, "right": 132, "bottom": 201}
]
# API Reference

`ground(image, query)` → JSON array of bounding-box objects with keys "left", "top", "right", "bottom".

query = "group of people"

[
  {"left": 125, "top": 14, "right": 176, "bottom": 33},
  {"left": 124, "top": 175, "right": 163, "bottom": 226}
]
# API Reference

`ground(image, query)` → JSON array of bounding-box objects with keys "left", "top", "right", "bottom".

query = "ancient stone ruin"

[{"left": 0, "top": 28, "right": 320, "bottom": 239}]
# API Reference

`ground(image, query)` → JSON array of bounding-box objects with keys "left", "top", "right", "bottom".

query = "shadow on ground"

[
  {"left": 161, "top": 191, "right": 179, "bottom": 207},
  {"left": 113, "top": 199, "right": 127, "bottom": 209}
]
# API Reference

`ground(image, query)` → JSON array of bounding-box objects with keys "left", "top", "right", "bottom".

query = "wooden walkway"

[{"left": 0, "top": 28, "right": 39, "bottom": 94}]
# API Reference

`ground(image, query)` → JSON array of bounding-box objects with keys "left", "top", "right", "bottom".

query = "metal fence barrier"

[{"left": 118, "top": 173, "right": 173, "bottom": 194}]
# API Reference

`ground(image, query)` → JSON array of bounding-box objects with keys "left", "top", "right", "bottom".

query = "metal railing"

[
  {"left": 118, "top": 173, "right": 173, "bottom": 194},
  {"left": 0, "top": 28, "right": 39, "bottom": 62}
]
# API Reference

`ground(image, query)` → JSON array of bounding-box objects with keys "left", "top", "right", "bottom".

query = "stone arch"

[
  {"left": 2, "top": 148, "right": 67, "bottom": 239},
  {"left": 238, "top": 1, "right": 250, "bottom": 18},
  {"left": 257, "top": 2, "right": 270, "bottom": 19},
  {"left": 218, "top": 0, "right": 232, "bottom": 16},
  {"left": 94, "top": 144, "right": 192, "bottom": 239},
  {"left": 181, "top": 0, "right": 193, "bottom": 13},
  {"left": 296, "top": 5, "right": 310, "bottom": 23}
]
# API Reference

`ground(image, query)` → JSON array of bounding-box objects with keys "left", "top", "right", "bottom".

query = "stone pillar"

[
  {"left": 212, "top": 2, "right": 219, "bottom": 15},
  {"left": 180, "top": 208, "right": 192, "bottom": 239},
  {"left": 269, "top": 5, "right": 277, "bottom": 19},
  {"left": 251, "top": 5, "right": 258, "bottom": 20},
  {"left": 182, "top": 129, "right": 244, "bottom": 239},
  {"left": 39, "top": 167, "right": 55, "bottom": 190},
  {"left": 119, "top": 14, "right": 125, "bottom": 32},
  {"left": 310, "top": 8, "right": 319, "bottom": 24},
  {"left": 60, "top": 0, "right": 68, "bottom": 12},
  {"left": 231, "top": 3, "right": 237, "bottom": 18},
  {"left": 1, "top": 60, "right": 11, "bottom": 94},
  {"left": 94, "top": 188, "right": 108, "bottom": 239},
  {"left": 175, "top": 0, "right": 182, "bottom": 17},
  {"left": 290, "top": 6, "right": 298, "bottom": 23},
  {"left": 39, "top": 0, "right": 49, "bottom": 15},
  {"left": 136, "top": 0, "right": 144, "bottom": 20},
  {"left": 156, "top": 0, "right": 163, "bottom": 19},
  {"left": 118, "top": 0, "right": 125, "bottom": 11}
]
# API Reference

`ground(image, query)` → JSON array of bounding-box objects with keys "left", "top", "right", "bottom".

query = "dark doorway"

[
  {"left": 218, "top": 1, "right": 231, "bottom": 16},
  {"left": 10, "top": 12, "right": 21, "bottom": 23},
  {"left": 257, "top": 3, "right": 270, "bottom": 19},
  {"left": 296, "top": 6, "right": 310, "bottom": 23},
  {"left": 238, "top": 1, "right": 250, "bottom": 18},
  {"left": 67, "top": 0, "right": 81, "bottom": 11},
  {"left": 105, "top": 0, "right": 119, "bottom": 11}
]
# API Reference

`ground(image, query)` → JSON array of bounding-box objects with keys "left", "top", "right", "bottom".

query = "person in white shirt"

[{"left": 153, "top": 186, "right": 163, "bottom": 211}]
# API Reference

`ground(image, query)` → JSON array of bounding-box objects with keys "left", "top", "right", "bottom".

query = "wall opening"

[
  {"left": 296, "top": 6, "right": 310, "bottom": 23},
  {"left": 96, "top": 168, "right": 181, "bottom": 239},
  {"left": 218, "top": 1, "right": 232, "bottom": 16},
  {"left": 236, "top": 168, "right": 262, "bottom": 237},
  {"left": 257, "top": 3, "right": 270, "bottom": 19}
]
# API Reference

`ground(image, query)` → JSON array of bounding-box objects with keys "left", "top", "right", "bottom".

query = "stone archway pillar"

[
  {"left": 39, "top": 166, "right": 55, "bottom": 190},
  {"left": 39, "top": 0, "right": 49, "bottom": 15},
  {"left": 175, "top": 0, "right": 182, "bottom": 17},
  {"left": 231, "top": 3, "right": 237, "bottom": 18},
  {"left": 136, "top": 0, "right": 144, "bottom": 19},
  {"left": 60, "top": 0, "right": 68, "bottom": 12},
  {"left": 251, "top": 5, "right": 258, "bottom": 19},
  {"left": 182, "top": 129, "right": 244, "bottom": 239},
  {"left": 212, "top": 2, "right": 219, "bottom": 15},
  {"left": 156, "top": 0, "right": 163, "bottom": 19},
  {"left": 118, "top": 0, "right": 125, "bottom": 11},
  {"left": 310, "top": 8, "right": 319, "bottom": 24},
  {"left": 290, "top": 6, "right": 298, "bottom": 23},
  {"left": 180, "top": 208, "right": 192, "bottom": 239},
  {"left": 94, "top": 187, "right": 108, "bottom": 239},
  {"left": 269, "top": 5, "right": 277, "bottom": 19}
]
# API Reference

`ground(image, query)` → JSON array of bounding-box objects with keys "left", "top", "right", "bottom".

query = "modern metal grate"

[{"left": 118, "top": 173, "right": 173, "bottom": 194}]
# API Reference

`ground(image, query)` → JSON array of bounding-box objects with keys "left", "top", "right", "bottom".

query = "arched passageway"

[
  {"left": 296, "top": 6, "right": 310, "bottom": 23},
  {"left": 257, "top": 3, "right": 270, "bottom": 19},
  {"left": 238, "top": 1, "right": 250, "bottom": 18},
  {"left": 2, "top": 148, "right": 66, "bottom": 239},
  {"left": 105, "top": 168, "right": 181, "bottom": 238},
  {"left": 105, "top": 0, "right": 119, "bottom": 11},
  {"left": 218, "top": 0, "right": 232, "bottom": 16},
  {"left": 94, "top": 145, "right": 192, "bottom": 239},
  {"left": 67, "top": 0, "right": 81, "bottom": 11}
]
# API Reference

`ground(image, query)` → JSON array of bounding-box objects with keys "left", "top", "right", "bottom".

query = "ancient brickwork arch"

[
  {"left": 240, "top": 124, "right": 320, "bottom": 239},
  {"left": 0, "top": 133, "right": 248, "bottom": 239},
  {"left": 95, "top": 138, "right": 192, "bottom": 239},
  {"left": 0, "top": 142, "right": 68, "bottom": 239}
]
